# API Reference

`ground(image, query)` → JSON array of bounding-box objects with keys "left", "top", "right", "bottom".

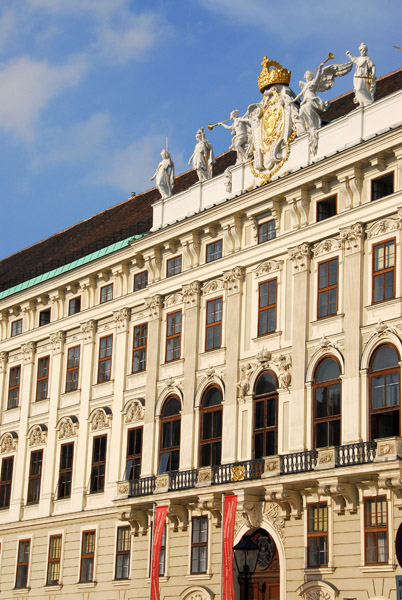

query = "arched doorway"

[{"left": 239, "top": 529, "right": 280, "bottom": 600}]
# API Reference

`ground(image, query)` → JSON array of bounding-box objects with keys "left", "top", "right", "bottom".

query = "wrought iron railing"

[
  {"left": 336, "top": 441, "right": 376, "bottom": 467},
  {"left": 129, "top": 475, "right": 156, "bottom": 497},
  {"left": 212, "top": 458, "right": 264, "bottom": 485},
  {"left": 170, "top": 469, "right": 198, "bottom": 491},
  {"left": 280, "top": 450, "right": 317, "bottom": 474}
]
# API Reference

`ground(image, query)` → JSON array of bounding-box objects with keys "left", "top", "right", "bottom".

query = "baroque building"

[{"left": 0, "top": 58, "right": 402, "bottom": 600}]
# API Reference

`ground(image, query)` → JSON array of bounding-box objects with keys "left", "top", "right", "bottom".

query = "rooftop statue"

[
  {"left": 150, "top": 147, "right": 175, "bottom": 200},
  {"left": 209, "top": 110, "right": 251, "bottom": 164},
  {"left": 188, "top": 127, "right": 215, "bottom": 182},
  {"left": 292, "top": 54, "right": 353, "bottom": 155},
  {"left": 346, "top": 43, "right": 376, "bottom": 107}
]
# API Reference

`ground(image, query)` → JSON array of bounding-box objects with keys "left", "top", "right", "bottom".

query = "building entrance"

[{"left": 240, "top": 528, "right": 280, "bottom": 600}]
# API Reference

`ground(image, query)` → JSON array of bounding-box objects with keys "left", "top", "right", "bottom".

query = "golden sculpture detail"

[
  {"left": 258, "top": 57, "right": 291, "bottom": 92},
  {"left": 231, "top": 464, "right": 245, "bottom": 482},
  {"left": 260, "top": 89, "right": 285, "bottom": 152},
  {"left": 311, "top": 52, "right": 334, "bottom": 75},
  {"left": 207, "top": 118, "right": 231, "bottom": 130}
]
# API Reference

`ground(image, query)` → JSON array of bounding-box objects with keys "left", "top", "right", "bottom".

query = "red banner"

[
  {"left": 222, "top": 494, "right": 238, "bottom": 600},
  {"left": 151, "top": 505, "right": 168, "bottom": 600}
]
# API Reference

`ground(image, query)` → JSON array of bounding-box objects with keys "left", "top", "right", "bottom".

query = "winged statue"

[{"left": 292, "top": 58, "right": 353, "bottom": 154}]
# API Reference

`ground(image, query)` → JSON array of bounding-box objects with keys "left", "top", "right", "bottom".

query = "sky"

[{"left": 0, "top": 0, "right": 400, "bottom": 261}]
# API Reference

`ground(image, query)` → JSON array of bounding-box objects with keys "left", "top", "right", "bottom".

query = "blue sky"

[{"left": 0, "top": 0, "right": 400, "bottom": 260}]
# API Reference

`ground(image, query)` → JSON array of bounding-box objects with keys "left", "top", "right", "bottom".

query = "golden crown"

[{"left": 258, "top": 57, "right": 291, "bottom": 92}]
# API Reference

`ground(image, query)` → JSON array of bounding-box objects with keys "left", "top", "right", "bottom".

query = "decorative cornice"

[{"left": 202, "top": 278, "right": 225, "bottom": 296}]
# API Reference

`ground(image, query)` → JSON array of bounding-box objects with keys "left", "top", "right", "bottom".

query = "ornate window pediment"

[{"left": 298, "top": 580, "right": 338, "bottom": 600}]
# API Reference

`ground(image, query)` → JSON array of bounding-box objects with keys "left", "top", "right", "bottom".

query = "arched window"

[
  {"left": 313, "top": 357, "right": 341, "bottom": 448},
  {"left": 253, "top": 371, "right": 278, "bottom": 458},
  {"left": 159, "top": 396, "right": 181, "bottom": 473},
  {"left": 369, "top": 344, "right": 400, "bottom": 440},
  {"left": 199, "top": 387, "right": 222, "bottom": 467}
]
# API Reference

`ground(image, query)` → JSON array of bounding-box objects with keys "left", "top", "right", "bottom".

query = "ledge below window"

[
  {"left": 186, "top": 573, "right": 212, "bottom": 581},
  {"left": 360, "top": 564, "right": 396, "bottom": 573},
  {"left": 44, "top": 584, "right": 62, "bottom": 591},
  {"left": 304, "top": 566, "right": 335, "bottom": 575},
  {"left": 77, "top": 581, "right": 97, "bottom": 589},
  {"left": 13, "top": 588, "right": 30, "bottom": 595},
  {"left": 252, "top": 330, "right": 282, "bottom": 343},
  {"left": 112, "top": 580, "right": 131, "bottom": 587}
]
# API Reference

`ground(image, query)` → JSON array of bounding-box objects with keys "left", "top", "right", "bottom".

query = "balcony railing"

[{"left": 127, "top": 441, "right": 379, "bottom": 498}]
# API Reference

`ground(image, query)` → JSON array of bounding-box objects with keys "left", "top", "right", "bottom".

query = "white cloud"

[{"left": 0, "top": 56, "right": 88, "bottom": 140}]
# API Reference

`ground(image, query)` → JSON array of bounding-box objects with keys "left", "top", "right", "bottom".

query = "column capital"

[{"left": 288, "top": 242, "right": 311, "bottom": 273}]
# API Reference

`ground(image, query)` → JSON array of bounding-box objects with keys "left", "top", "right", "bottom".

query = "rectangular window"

[
  {"left": 125, "top": 427, "right": 143, "bottom": 480},
  {"left": 167, "top": 255, "right": 182, "bottom": 277},
  {"left": 80, "top": 530, "right": 95, "bottom": 582},
  {"left": 98, "top": 335, "right": 112, "bottom": 383},
  {"left": 39, "top": 309, "right": 51, "bottom": 327},
  {"left": 115, "top": 526, "right": 131, "bottom": 580},
  {"left": 11, "top": 319, "right": 22, "bottom": 337},
  {"left": 373, "top": 239, "right": 395, "bottom": 303},
  {"left": 27, "top": 449, "right": 43, "bottom": 504},
  {"left": 191, "top": 516, "right": 208, "bottom": 573},
  {"left": 134, "top": 271, "right": 148, "bottom": 291},
  {"left": 66, "top": 346, "right": 80, "bottom": 392},
  {"left": 258, "top": 220, "right": 275, "bottom": 243},
  {"left": 36, "top": 356, "right": 50, "bottom": 400},
  {"left": 68, "top": 297, "right": 81, "bottom": 315},
  {"left": 317, "top": 195, "right": 337, "bottom": 221},
  {"left": 90, "top": 435, "right": 107, "bottom": 493},
  {"left": 166, "top": 310, "right": 181, "bottom": 362},
  {"left": 132, "top": 324, "right": 147, "bottom": 373},
  {"left": 307, "top": 503, "right": 328, "bottom": 567},
  {"left": 318, "top": 258, "right": 338, "bottom": 318},
  {"left": 206, "top": 297, "right": 222, "bottom": 351},
  {"left": 371, "top": 172, "right": 394, "bottom": 202},
  {"left": 206, "top": 240, "right": 222, "bottom": 263},
  {"left": 47, "top": 535, "right": 62, "bottom": 586},
  {"left": 0, "top": 456, "right": 14, "bottom": 509},
  {"left": 57, "top": 442, "right": 74, "bottom": 499},
  {"left": 100, "top": 283, "right": 113, "bottom": 304},
  {"left": 8, "top": 366, "right": 21, "bottom": 409},
  {"left": 365, "top": 496, "right": 388, "bottom": 564},
  {"left": 258, "top": 279, "right": 277, "bottom": 336},
  {"left": 15, "top": 539, "right": 30, "bottom": 589}
]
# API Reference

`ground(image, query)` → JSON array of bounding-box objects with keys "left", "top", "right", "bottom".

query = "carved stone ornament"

[
  {"left": 182, "top": 281, "right": 201, "bottom": 307},
  {"left": 181, "top": 586, "right": 215, "bottom": 600},
  {"left": 256, "top": 348, "right": 272, "bottom": 366},
  {"left": 0, "top": 431, "right": 18, "bottom": 454},
  {"left": 0, "top": 351, "right": 8, "bottom": 374},
  {"left": 145, "top": 294, "right": 163, "bottom": 319},
  {"left": 202, "top": 278, "right": 225, "bottom": 297},
  {"left": 366, "top": 216, "right": 401, "bottom": 239},
  {"left": 164, "top": 292, "right": 183, "bottom": 309},
  {"left": 124, "top": 399, "right": 145, "bottom": 424},
  {"left": 368, "top": 319, "right": 399, "bottom": 344},
  {"left": 168, "top": 503, "right": 189, "bottom": 532},
  {"left": 267, "top": 485, "right": 302, "bottom": 520},
  {"left": 263, "top": 501, "right": 285, "bottom": 540},
  {"left": 237, "top": 363, "right": 254, "bottom": 400},
  {"left": 224, "top": 167, "right": 232, "bottom": 193},
  {"left": 119, "top": 507, "right": 149, "bottom": 536},
  {"left": 58, "top": 416, "right": 78, "bottom": 440},
  {"left": 298, "top": 580, "right": 338, "bottom": 600},
  {"left": 50, "top": 331, "right": 66, "bottom": 353},
  {"left": 234, "top": 501, "right": 259, "bottom": 538},
  {"left": 288, "top": 243, "right": 311, "bottom": 272},
  {"left": 113, "top": 307, "right": 131, "bottom": 329},
  {"left": 223, "top": 267, "right": 244, "bottom": 295},
  {"left": 90, "top": 407, "right": 112, "bottom": 431},
  {"left": 118, "top": 482, "right": 129, "bottom": 495},
  {"left": 199, "top": 496, "right": 222, "bottom": 528},
  {"left": 80, "top": 319, "right": 97, "bottom": 342},
  {"left": 254, "top": 259, "right": 283, "bottom": 278},
  {"left": 273, "top": 354, "right": 292, "bottom": 391},
  {"left": 28, "top": 424, "right": 48, "bottom": 447},
  {"left": 21, "top": 341, "right": 36, "bottom": 364},
  {"left": 339, "top": 221, "right": 365, "bottom": 254},
  {"left": 312, "top": 238, "right": 342, "bottom": 257}
]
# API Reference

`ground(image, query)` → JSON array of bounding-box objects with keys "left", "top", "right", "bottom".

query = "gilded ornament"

[{"left": 231, "top": 464, "right": 245, "bottom": 482}]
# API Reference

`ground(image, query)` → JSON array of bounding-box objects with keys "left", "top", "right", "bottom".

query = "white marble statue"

[
  {"left": 292, "top": 58, "right": 352, "bottom": 154},
  {"left": 188, "top": 127, "right": 215, "bottom": 182},
  {"left": 346, "top": 43, "right": 376, "bottom": 107},
  {"left": 150, "top": 148, "right": 175, "bottom": 199},
  {"left": 216, "top": 110, "right": 251, "bottom": 163}
]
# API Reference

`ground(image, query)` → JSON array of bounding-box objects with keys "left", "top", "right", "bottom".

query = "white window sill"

[
  {"left": 252, "top": 330, "right": 282, "bottom": 343},
  {"left": 44, "top": 584, "right": 62, "bottom": 591},
  {"left": 360, "top": 564, "right": 396, "bottom": 573},
  {"left": 112, "top": 580, "right": 131, "bottom": 586},
  {"left": 13, "top": 589, "right": 31, "bottom": 595},
  {"left": 77, "top": 581, "right": 97, "bottom": 589},
  {"left": 304, "top": 566, "right": 335, "bottom": 575},
  {"left": 186, "top": 573, "right": 212, "bottom": 580}
]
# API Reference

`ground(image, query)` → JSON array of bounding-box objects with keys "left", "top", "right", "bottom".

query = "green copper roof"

[{"left": 0, "top": 234, "right": 145, "bottom": 301}]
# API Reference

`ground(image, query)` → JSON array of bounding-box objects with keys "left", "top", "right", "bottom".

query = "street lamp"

[{"left": 233, "top": 534, "right": 260, "bottom": 600}]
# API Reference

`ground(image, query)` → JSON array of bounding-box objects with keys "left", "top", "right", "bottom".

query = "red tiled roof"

[{"left": 1, "top": 67, "right": 402, "bottom": 293}]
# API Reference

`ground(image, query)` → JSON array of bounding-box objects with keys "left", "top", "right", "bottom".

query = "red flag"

[
  {"left": 151, "top": 505, "right": 169, "bottom": 600},
  {"left": 222, "top": 495, "right": 238, "bottom": 600}
]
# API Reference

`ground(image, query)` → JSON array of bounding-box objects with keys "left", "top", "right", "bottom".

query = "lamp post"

[{"left": 233, "top": 534, "right": 260, "bottom": 600}]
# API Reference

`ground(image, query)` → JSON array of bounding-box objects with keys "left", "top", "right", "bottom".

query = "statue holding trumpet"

[
  {"left": 208, "top": 110, "right": 251, "bottom": 164},
  {"left": 292, "top": 53, "right": 353, "bottom": 155}
]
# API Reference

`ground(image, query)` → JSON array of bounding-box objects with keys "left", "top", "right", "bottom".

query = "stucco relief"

[
  {"left": 234, "top": 501, "right": 259, "bottom": 538},
  {"left": 80, "top": 319, "right": 97, "bottom": 342},
  {"left": 50, "top": 331, "right": 66, "bottom": 353},
  {"left": 298, "top": 580, "right": 338, "bottom": 600},
  {"left": 339, "top": 221, "right": 365, "bottom": 254},
  {"left": 0, "top": 431, "right": 18, "bottom": 454},
  {"left": 237, "top": 362, "right": 253, "bottom": 400},
  {"left": 182, "top": 281, "right": 201, "bottom": 306},
  {"left": 57, "top": 416, "right": 78, "bottom": 439},
  {"left": 124, "top": 399, "right": 145, "bottom": 424},
  {"left": 366, "top": 215, "right": 401, "bottom": 239},
  {"left": 312, "top": 237, "right": 342, "bottom": 257},
  {"left": 0, "top": 351, "right": 8, "bottom": 374},
  {"left": 263, "top": 501, "right": 285, "bottom": 541},
  {"left": 90, "top": 407, "right": 112, "bottom": 431},
  {"left": 254, "top": 259, "right": 283, "bottom": 278},
  {"left": 202, "top": 278, "right": 225, "bottom": 296},
  {"left": 181, "top": 586, "right": 215, "bottom": 600},
  {"left": 113, "top": 307, "right": 131, "bottom": 329},
  {"left": 223, "top": 266, "right": 244, "bottom": 295},
  {"left": 164, "top": 292, "right": 183, "bottom": 308},
  {"left": 28, "top": 424, "right": 47, "bottom": 447},
  {"left": 289, "top": 243, "right": 311, "bottom": 272},
  {"left": 21, "top": 341, "right": 36, "bottom": 364},
  {"left": 145, "top": 294, "right": 163, "bottom": 319}
]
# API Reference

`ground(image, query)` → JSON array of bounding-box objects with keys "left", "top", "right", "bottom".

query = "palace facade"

[{"left": 0, "top": 66, "right": 402, "bottom": 600}]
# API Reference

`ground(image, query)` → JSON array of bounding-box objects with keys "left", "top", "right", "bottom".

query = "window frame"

[
  {"left": 97, "top": 335, "right": 113, "bottom": 383},
  {"left": 36, "top": 355, "right": 50, "bottom": 401},
  {"left": 8, "top": 365, "right": 21, "bottom": 409},
  {"left": 317, "top": 257, "right": 338, "bottom": 319},
  {"left": 313, "top": 357, "right": 342, "bottom": 449},
  {"left": 206, "top": 239, "right": 223, "bottom": 263},
  {"left": 65, "top": 345, "right": 80, "bottom": 392},
  {"left": 125, "top": 427, "right": 143, "bottom": 481},
  {"left": 372, "top": 238, "right": 395, "bottom": 304},
  {"left": 316, "top": 195, "right": 337, "bottom": 222},
  {"left": 115, "top": 526, "right": 131, "bottom": 580},
  {"left": 46, "top": 534, "right": 62, "bottom": 586},
  {"left": 258, "top": 278, "right": 277, "bottom": 337},
  {"left": 364, "top": 496, "right": 388, "bottom": 565},
  {"left": 253, "top": 371, "right": 278, "bottom": 459},
  {"left": 205, "top": 297, "right": 223, "bottom": 352},
  {"left": 199, "top": 386, "right": 223, "bottom": 468},
  {"left": 11, "top": 319, "right": 22, "bottom": 337},
  {"left": 68, "top": 296, "right": 81, "bottom": 316},
  {"left": 369, "top": 344, "right": 400, "bottom": 440},
  {"left": 57, "top": 442, "right": 74, "bottom": 500},
  {"left": 80, "top": 530, "right": 96, "bottom": 583},
  {"left": 39, "top": 308, "right": 51, "bottom": 327},
  {"left": 132, "top": 323, "right": 147, "bottom": 373},
  {"left": 27, "top": 449, "right": 43, "bottom": 505},
  {"left": 0, "top": 455, "right": 14, "bottom": 509},
  {"left": 159, "top": 397, "right": 181, "bottom": 473},
  {"left": 165, "top": 310, "right": 182, "bottom": 363},
  {"left": 257, "top": 219, "right": 275, "bottom": 244},
  {"left": 191, "top": 515, "right": 208, "bottom": 574},
  {"left": 90, "top": 435, "right": 107, "bottom": 494},
  {"left": 15, "top": 539, "right": 30, "bottom": 589},
  {"left": 134, "top": 270, "right": 148, "bottom": 291},
  {"left": 371, "top": 171, "right": 394, "bottom": 202},
  {"left": 166, "top": 255, "right": 182, "bottom": 277},
  {"left": 100, "top": 283, "right": 113, "bottom": 304},
  {"left": 307, "top": 503, "right": 328, "bottom": 568}
]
